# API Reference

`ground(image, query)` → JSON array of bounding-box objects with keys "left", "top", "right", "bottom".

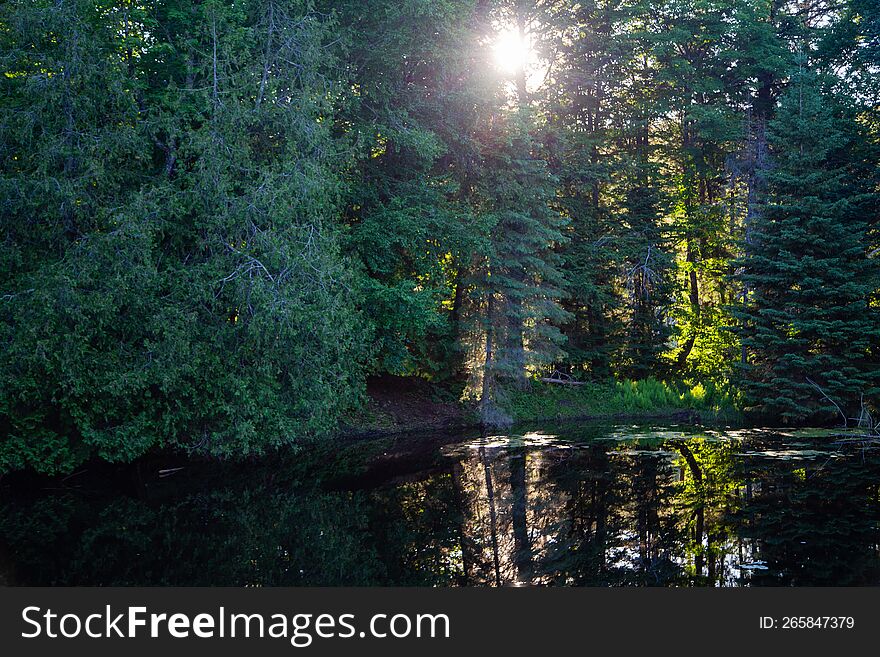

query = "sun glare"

[{"left": 493, "top": 27, "right": 530, "bottom": 74}]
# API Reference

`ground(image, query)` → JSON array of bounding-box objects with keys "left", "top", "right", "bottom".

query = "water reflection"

[{"left": 2, "top": 425, "right": 879, "bottom": 586}]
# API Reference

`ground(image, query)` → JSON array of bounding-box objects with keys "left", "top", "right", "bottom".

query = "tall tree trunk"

[
  {"left": 506, "top": 296, "right": 527, "bottom": 386},
  {"left": 481, "top": 294, "right": 496, "bottom": 424},
  {"left": 741, "top": 109, "right": 769, "bottom": 364},
  {"left": 676, "top": 242, "right": 700, "bottom": 366},
  {"left": 504, "top": 0, "right": 531, "bottom": 386},
  {"left": 448, "top": 267, "right": 467, "bottom": 379}
]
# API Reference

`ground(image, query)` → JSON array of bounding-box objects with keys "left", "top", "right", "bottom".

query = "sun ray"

[{"left": 493, "top": 27, "right": 530, "bottom": 74}]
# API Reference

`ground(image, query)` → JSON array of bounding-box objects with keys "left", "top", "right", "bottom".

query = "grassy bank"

[
  {"left": 500, "top": 378, "right": 742, "bottom": 425},
  {"left": 342, "top": 375, "right": 742, "bottom": 437}
]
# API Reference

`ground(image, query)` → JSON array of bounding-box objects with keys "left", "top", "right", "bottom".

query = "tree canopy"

[{"left": 1, "top": 0, "right": 878, "bottom": 473}]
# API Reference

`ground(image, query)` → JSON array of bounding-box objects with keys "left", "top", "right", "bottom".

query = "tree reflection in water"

[{"left": 2, "top": 426, "right": 879, "bottom": 586}]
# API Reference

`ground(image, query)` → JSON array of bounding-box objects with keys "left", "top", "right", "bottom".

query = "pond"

[{"left": 1, "top": 423, "right": 879, "bottom": 586}]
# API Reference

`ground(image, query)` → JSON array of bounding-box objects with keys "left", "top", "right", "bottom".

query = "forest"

[{"left": 1, "top": 0, "right": 879, "bottom": 475}]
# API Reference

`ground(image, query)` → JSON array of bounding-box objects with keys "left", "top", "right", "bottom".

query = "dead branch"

[{"left": 806, "top": 377, "right": 848, "bottom": 427}]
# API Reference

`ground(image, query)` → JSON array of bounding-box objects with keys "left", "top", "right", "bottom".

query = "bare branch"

[{"left": 806, "top": 377, "right": 847, "bottom": 427}]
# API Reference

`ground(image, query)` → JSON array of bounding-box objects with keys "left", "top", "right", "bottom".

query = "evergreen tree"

[
  {"left": 648, "top": 0, "right": 746, "bottom": 380},
  {"left": 477, "top": 110, "right": 570, "bottom": 419},
  {"left": 327, "top": 0, "right": 487, "bottom": 379},
  {"left": 614, "top": 149, "right": 674, "bottom": 379},
  {"left": 475, "top": 0, "right": 570, "bottom": 421},
  {"left": 540, "top": 0, "right": 674, "bottom": 380},
  {"left": 734, "top": 68, "right": 880, "bottom": 421},
  {"left": 541, "top": 0, "right": 625, "bottom": 379},
  {"left": 0, "top": 0, "right": 368, "bottom": 473},
  {"left": 2, "top": 0, "right": 880, "bottom": 474}
]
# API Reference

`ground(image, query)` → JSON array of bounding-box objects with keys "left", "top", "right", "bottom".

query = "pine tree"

[
  {"left": 734, "top": 67, "right": 880, "bottom": 422},
  {"left": 328, "top": 0, "right": 487, "bottom": 379},
  {"left": 541, "top": 0, "right": 624, "bottom": 379},
  {"left": 480, "top": 111, "right": 570, "bottom": 397},
  {"left": 474, "top": 0, "right": 571, "bottom": 423},
  {"left": 615, "top": 152, "right": 674, "bottom": 379}
]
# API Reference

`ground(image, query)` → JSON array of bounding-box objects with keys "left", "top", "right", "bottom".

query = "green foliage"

[
  {"left": 2, "top": 0, "right": 879, "bottom": 475},
  {"left": 0, "top": 0, "right": 368, "bottom": 474},
  {"left": 544, "top": 0, "right": 677, "bottom": 380},
  {"left": 479, "top": 110, "right": 571, "bottom": 380},
  {"left": 734, "top": 67, "right": 880, "bottom": 421},
  {"left": 330, "top": 0, "right": 490, "bottom": 378},
  {"left": 501, "top": 377, "right": 738, "bottom": 423}
]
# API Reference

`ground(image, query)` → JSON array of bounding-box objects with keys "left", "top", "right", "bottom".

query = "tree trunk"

[{"left": 481, "top": 294, "right": 496, "bottom": 424}]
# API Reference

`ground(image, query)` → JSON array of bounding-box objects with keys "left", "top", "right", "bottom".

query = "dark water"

[{"left": 2, "top": 424, "right": 879, "bottom": 586}]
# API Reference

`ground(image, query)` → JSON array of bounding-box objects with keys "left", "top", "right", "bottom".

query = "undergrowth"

[{"left": 502, "top": 377, "right": 741, "bottom": 423}]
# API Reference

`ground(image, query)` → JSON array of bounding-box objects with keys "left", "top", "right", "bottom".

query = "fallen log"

[{"left": 540, "top": 377, "right": 585, "bottom": 386}]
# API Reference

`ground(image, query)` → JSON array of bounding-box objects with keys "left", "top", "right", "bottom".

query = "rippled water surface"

[{"left": 2, "top": 424, "right": 879, "bottom": 586}]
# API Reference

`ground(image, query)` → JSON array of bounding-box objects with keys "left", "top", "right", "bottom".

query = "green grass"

[{"left": 502, "top": 377, "right": 741, "bottom": 424}]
